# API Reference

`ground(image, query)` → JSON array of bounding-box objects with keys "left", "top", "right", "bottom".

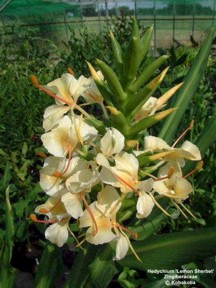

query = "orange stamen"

[
  {"left": 154, "top": 175, "right": 169, "bottom": 182},
  {"left": 31, "top": 75, "right": 39, "bottom": 87},
  {"left": 114, "top": 174, "right": 137, "bottom": 193},
  {"left": 36, "top": 151, "right": 47, "bottom": 158},
  {"left": 155, "top": 167, "right": 175, "bottom": 181},
  {"left": 113, "top": 222, "right": 138, "bottom": 239},
  {"left": 31, "top": 75, "right": 74, "bottom": 106},
  {"left": 53, "top": 145, "right": 74, "bottom": 177},
  {"left": 86, "top": 91, "right": 102, "bottom": 103},
  {"left": 80, "top": 192, "right": 98, "bottom": 236},
  {"left": 39, "top": 208, "right": 49, "bottom": 213},
  {"left": 30, "top": 214, "right": 56, "bottom": 224},
  {"left": 38, "top": 199, "right": 62, "bottom": 215},
  {"left": 184, "top": 161, "right": 203, "bottom": 179},
  {"left": 172, "top": 120, "right": 194, "bottom": 147},
  {"left": 168, "top": 167, "right": 175, "bottom": 178},
  {"left": 68, "top": 67, "right": 75, "bottom": 76}
]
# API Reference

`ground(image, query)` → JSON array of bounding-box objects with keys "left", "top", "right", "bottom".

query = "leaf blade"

[
  {"left": 119, "top": 226, "right": 216, "bottom": 270},
  {"left": 159, "top": 28, "right": 216, "bottom": 144}
]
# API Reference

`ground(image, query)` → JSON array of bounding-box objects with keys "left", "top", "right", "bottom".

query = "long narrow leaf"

[
  {"left": 184, "top": 109, "right": 216, "bottom": 173},
  {"left": 119, "top": 226, "right": 216, "bottom": 270},
  {"left": 64, "top": 244, "right": 98, "bottom": 288},
  {"left": 127, "top": 108, "right": 176, "bottom": 138},
  {"left": 0, "top": 185, "right": 17, "bottom": 288},
  {"left": 159, "top": 28, "right": 215, "bottom": 144},
  {"left": 89, "top": 245, "right": 118, "bottom": 288},
  {"left": 35, "top": 244, "right": 63, "bottom": 288}
]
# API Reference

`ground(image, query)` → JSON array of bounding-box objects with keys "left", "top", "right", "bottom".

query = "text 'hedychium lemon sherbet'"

[{"left": 30, "top": 19, "right": 202, "bottom": 261}]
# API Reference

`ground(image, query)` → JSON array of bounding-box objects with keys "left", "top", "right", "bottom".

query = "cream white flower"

[
  {"left": 45, "top": 220, "right": 69, "bottom": 247},
  {"left": 43, "top": 104, "right": 70, "bottom": 132},
  {"left": 34, "top": 196, "right": 70, "bottom": 247},
  {"left": 79, "top": 186, "right": 120, "bottom": 245},
  {"left": 66, "top": 160, "right": 99, "bottom": 193},
  {"left": 42, "top": 74, "right": 91, "bottom": 131},
  {"left": 100, "top": 127, "right": 125, "bottom": 157},
  {"left": 82, "top": 71, "right": 104, "bottom": 104},
  {"left": 144, "top": 135, "right": 170, "bottom": 152},
  {"left": 41, "top": 115, "right": 98, "bottom": 157},
  {"left": 144, "top": 136, "right": 201, "bottom": 161},
  {"left": 39, "top": 156, "right": 84, "bottom": 196},
  {"left": 170, "top": 140, "right": 201, "bottom": 161},
  {"left": 153, "top": 163, "right": 193, "bottom": 200},
  {"left": 35, "top": 195, "right": 68, "bottom": 220},
  {"left": 79, "top": 186, "right": 131, "bottom": 260},
  {"left": 46, "top": 73, "right": 90, "bottom": 104},
  {"left": 61, "top": 192, "right": 83, "bottom": 219},
  {"left": 114, "top": 233, "right": 129, "bottom": 261},
  {"left": 96, "top": 152, "right": 140, "bottom": 193},
  {"left": 136, "top": 179, "right": 155, "bottom": 219}
]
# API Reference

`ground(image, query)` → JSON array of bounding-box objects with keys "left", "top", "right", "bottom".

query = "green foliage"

[{"left": 119, "top": 227, "right": 216, "bottom": 270}]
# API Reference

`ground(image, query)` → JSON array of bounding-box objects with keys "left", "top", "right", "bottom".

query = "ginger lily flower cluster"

[
  {"left": 31, "top": 69, "right": 202, "bottom": 261},
  {"left": 30, "top": 21, "right": 203, "bottom": 260}
]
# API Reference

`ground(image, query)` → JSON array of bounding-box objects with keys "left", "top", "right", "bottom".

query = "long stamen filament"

[
  {"left": 177, "top": 201, "right": 196, "bottom": 219},
  {"left": 171, "top": 200, "right": 188, "bottom": 219},
  {"left": 68, "top": 67, "right": 75, "bottom": 76},
  {"left": 80, "top": 192, "right": 98, "bottom": 236},
  {"left": 120, "top": 230, "right": 142, "bottom": 263},
  {"left": 76, "top": 238, "right": 86, "bottom": 248},
  {"left": 172, "top": 120, "right": 194, "bottom": 148},
  {"left": 53, "top": 145, "right": 76, "bottom": 177},
  {"left": 38, "top": 199, "right": 62, "bottom": 214},
  {"left": 30, "top": 214, "right": 57, "bottom": 224},
  {"left": 67, "top": 224, "right": 85, "bottom": 251},
  {"left": 109, "top": 193, "right": 126, "bottom": 215},
  {"left": 114, "top": 174, "right": 137, "bottom": 193},
  {"left": 149, "top": 193, "right": 171, "bottom": 217},
  {"left": 32, "top": 75, "right": 91, "bottom": 118},
  {"left": 100, "top": 103, "right": 109, "bottom": 119},
  {"left": 184, "top": 161, "right": 203, "bottom": 179},
  {"left": 113, "top": 222, "right": 138, "bottom": 239}
]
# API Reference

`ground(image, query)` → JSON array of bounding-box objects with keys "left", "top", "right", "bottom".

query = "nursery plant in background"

[{"left": 1, "top": 19, "right": 216, "bottom": 288}]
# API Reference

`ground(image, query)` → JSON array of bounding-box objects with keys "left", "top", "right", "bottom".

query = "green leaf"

[
  {"left": 127, "top": 108, "right": 176, "bottom": 138},
  {"left": 0, "top": 162, "right": 11, "bottom": 190},
  {"left": 4, "top": 186, "right": 15, "bottom": 265},
  {"left": 159, "top": 28, "right": 216, "bottom": 144},
  {"left": 128, "top": 199, "right": 168, "bottom": 241},
  {"left": 184, "top": 109, "right": 216, "bottom": 173},
  {"left": 139, "top": 25, "right": 154, "bottom": 64},
  {"left": 35, "top": 244, "right": 64, "bottom": 288},
  {"left": 123, "top": 36, "right": 141, "bottom": 81},
  {"left": 86, "top": 116, "right": 106, "bottom": 135},
  {"left": 119, "top": 226, "right": 216, "bottom": 270},
  {"left": 129, "top": 55, "right": 169, "bottom": 93},
  {"left": 110, "top": 31, "right": 123, "bottom": 74},
  {"left": 64, "top": 244, "right": 98, "bottom": 288},
  {"left": 123, "top": 20, "right": 141, "bottom": 81},
  {"left": 0, "top": 186, "right": 17, "bottom": 288},
  {"left": 96, "top": 59, "right": 127, "bottom": 104},
  {"left": 123, "top": 67, "right": 169, "bottom": 116},
  {"left": 194, "top": 109, "right": 216, "bottom": 154},
  {"left": 89, "top": 245, "right": 118, "bottom": 288},
  {"left": 108, "top": 106, "right": 129, "bottom": 135}
]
